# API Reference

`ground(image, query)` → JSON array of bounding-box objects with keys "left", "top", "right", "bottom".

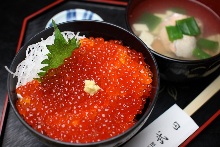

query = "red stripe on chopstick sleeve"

[{"left": 180, "top": 110, "right": 220, "bottom": 147}]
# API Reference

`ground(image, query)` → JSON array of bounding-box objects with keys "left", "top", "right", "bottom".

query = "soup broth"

[{"left": 129, "top": 0, "right": 220, "bottom": 60}]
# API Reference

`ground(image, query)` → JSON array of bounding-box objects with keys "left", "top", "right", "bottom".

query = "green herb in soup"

[
  {"left": 137, "top": 12, "right": 162, "bottom": 31},
  {"left": 166, "top": 25, "right": 183, "bottom": 42},
  {"left": 176, "top": 17, "right": 201, "bottom": 36},
  {"left": 197, "top": 38, "right": 219, "bottom": 51},
  {"left": 132, "top": 6, "right": 220, "bottom": 60},
  {"left": 193, "top": 47, "right": 211, "bottom": 59}
]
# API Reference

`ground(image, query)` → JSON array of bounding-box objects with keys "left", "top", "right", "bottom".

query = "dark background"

[
  {"left": 0, "top": 0, "right": 219, "bottom": 147},
  {"left": 0, "top": 0, "right": 55, "bottom": 118}
]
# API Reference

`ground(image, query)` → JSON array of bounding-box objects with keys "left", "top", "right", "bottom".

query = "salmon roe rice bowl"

[{"left": 7, "top": 21, "right": 154, "bottom": 143}]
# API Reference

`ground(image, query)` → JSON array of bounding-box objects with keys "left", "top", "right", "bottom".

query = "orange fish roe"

[{"left": 16, "top": 37, "right": 153, "bottom": 143}]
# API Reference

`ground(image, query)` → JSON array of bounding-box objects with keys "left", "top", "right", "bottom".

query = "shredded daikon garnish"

[{"left": 6, "top": 31, "right": 84, "bottom": 88}]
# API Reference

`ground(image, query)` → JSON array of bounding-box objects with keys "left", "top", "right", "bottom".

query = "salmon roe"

[{"left": 16, "top": 37, "right": 153, "bottom": 143}]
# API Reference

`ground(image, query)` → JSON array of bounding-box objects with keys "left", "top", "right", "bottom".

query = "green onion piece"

[
  {"left": 197, "top": 38, "right": 219, "bottom": 51},
  {"left": 138, "top": 12, "right": 162, "bottom": 31},
  {"left": 193, "top": 47, "right": 211, "bottom": 59},
  {"left": 176, "top": 17, "right": 201, "bottom": 36},
  {"left": 166, "top": 26, "right": 183, "bottom": 42}
]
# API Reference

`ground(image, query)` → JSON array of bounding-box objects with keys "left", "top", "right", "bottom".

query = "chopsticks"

[
  {"left": 183, "top": 75, "right": 220, "bottom": 116},
  {"left": 125, "top": 74, "right": 220, "bottom": 147}
]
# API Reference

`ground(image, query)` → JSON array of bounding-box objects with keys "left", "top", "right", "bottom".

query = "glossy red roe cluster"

[{"left": 16, "top": 37, "right": 153, "bottom": 143}]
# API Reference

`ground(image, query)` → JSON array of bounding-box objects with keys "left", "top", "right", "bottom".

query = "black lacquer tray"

[{"left": 1, "top": 0, "right": 219, "bottom": 146}]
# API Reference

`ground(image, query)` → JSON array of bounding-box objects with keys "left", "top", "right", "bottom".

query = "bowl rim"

[
  {"left": 125, "top": 0, "right": 220, "bottom": 63},
  {"left": 7, "top": 20, "right": 160, "bottom": 146},
  {"left": 150, "top": 49, "right": 220, "bottom": 64}
]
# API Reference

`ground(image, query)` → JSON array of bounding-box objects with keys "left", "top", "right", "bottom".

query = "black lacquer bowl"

[
  {"left": 7, "top": 21, "right": 159, "bottom": 147},
  {"left": 126, "top": 0, "right": 220, "bottom": 82}
]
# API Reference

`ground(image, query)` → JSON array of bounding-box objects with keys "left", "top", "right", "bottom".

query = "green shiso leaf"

[{"left": 39, "top": 20, "right": 80, "bottom": 77}]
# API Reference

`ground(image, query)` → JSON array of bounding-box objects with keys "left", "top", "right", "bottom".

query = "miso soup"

[{"left": 128, "top": 0, "right": 220, "bottom": 60}]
